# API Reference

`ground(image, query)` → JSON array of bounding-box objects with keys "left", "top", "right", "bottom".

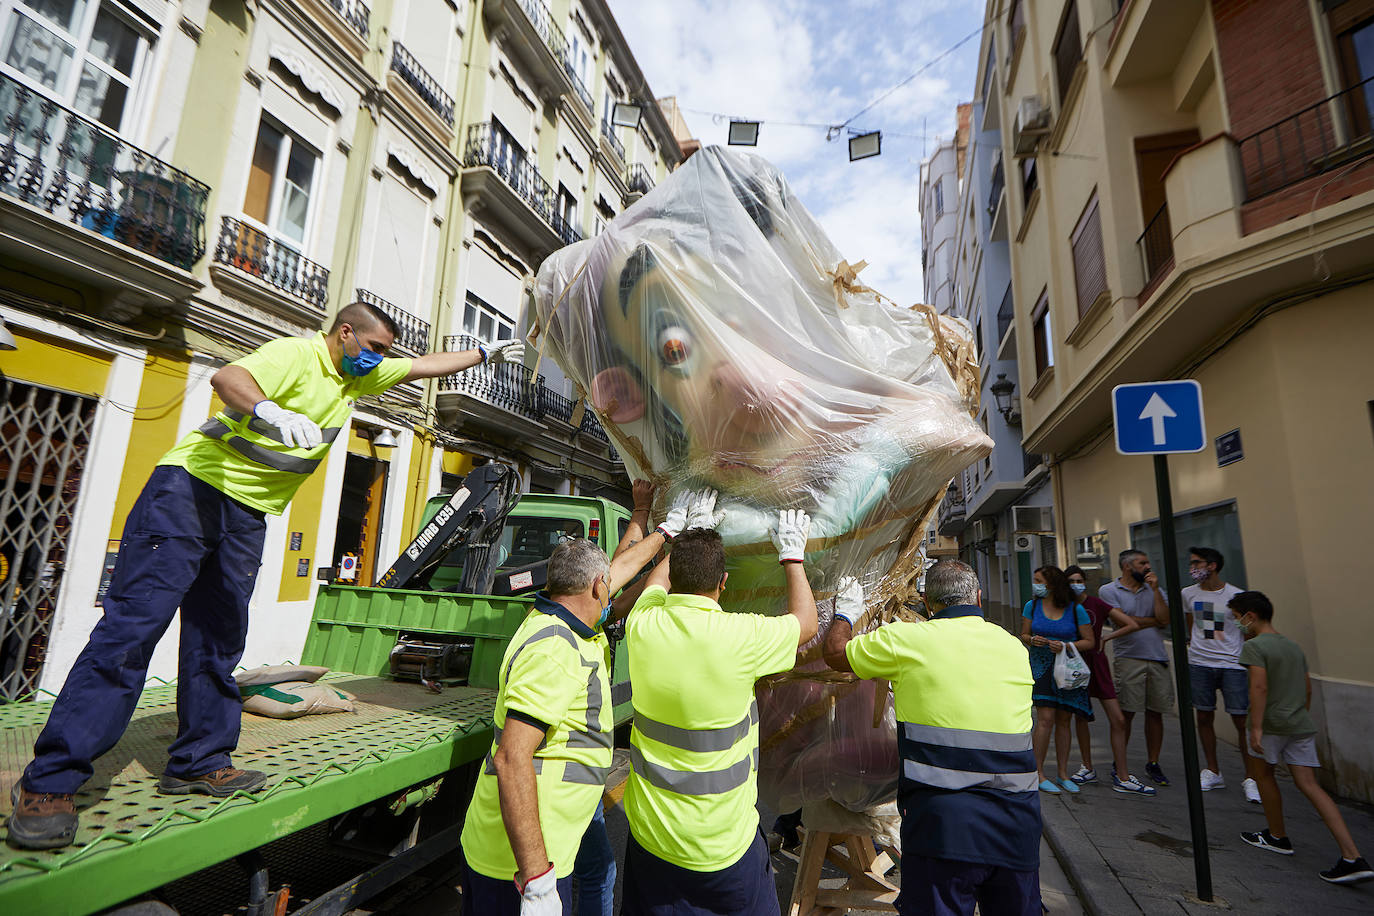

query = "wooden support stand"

[{"left": 786, "top": 830, "right": 900, "bottom": 915}]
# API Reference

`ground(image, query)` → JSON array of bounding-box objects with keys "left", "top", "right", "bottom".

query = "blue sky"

[{"left": 607, "top": 0, "right": 987, "bottom": 307}]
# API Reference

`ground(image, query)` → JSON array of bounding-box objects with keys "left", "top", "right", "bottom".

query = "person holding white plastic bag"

[{"left": 1019, "top": 565, "right": 1095, "bottom": 795}]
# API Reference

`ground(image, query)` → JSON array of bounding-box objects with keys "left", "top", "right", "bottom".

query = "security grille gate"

[{"left": 0, "top": 377, "right": 97, "bottom": 701}]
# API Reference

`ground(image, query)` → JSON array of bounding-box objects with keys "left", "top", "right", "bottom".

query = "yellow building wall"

[
  {"left": 108, "top": 353, "right": 192, "bottom": 540},
  {"left": 278, "top": 465, "right": 328, "bottom": 602},
  {"left": 1, "top": 328, "right": 112, "bottom": 395},
  {"left": 1056, "top": 286, "right": 1373, "bottom": 682}
]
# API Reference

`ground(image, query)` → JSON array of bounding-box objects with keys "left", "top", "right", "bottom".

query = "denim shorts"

[{"left": 1189, "top": 664, "right": 1249, "bottom": 715}]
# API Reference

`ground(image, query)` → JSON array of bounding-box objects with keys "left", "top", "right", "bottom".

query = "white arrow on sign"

[{"left": 1138, "top": 392, "right": 1177, "bottom": 445}]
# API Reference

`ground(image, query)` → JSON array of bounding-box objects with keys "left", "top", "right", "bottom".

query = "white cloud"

[{"left": 608, "top": 0, "right": 986, "bottom": 305}]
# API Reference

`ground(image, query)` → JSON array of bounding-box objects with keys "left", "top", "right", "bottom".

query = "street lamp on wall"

[{"left": 990, "top": 373, "right": 1021, "bottom": 426}]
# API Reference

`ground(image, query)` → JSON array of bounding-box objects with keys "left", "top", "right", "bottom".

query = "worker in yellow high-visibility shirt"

[
  {"left": 620, "top": 509, "right": 818, "bottom": 915},
  {"left": 823, "top": 559, "right": 1041, "bottom": 916},
  {"left": 460, "top": 489, "right": 721, "bottom": 915}
]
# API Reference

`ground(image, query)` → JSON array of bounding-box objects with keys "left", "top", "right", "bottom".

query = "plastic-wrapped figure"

[{"left": 532, "top": 146, "right": 991, "bottom": 816}]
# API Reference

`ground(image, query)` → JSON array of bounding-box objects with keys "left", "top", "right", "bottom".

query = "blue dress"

[{"left": 1023, "top": 599, "right": 1093, "bottom": 718}]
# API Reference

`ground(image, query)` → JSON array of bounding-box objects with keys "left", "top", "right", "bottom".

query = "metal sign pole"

[{"left": 1154, "top": 453, "right": 1213, "bottom": 901}]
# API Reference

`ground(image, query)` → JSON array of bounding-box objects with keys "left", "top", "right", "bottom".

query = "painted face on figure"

[{"left": 588, "top": 251, "right": 851, "bottom": 500}]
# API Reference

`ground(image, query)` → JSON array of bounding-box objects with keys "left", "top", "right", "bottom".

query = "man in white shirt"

[{"left": 1182, "top": 546, "right": 1259, "bottom": 802}]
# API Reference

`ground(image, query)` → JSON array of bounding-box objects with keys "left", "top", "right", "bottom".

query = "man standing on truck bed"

[
  {"left": 6, "top": 302, "right": 524, "bottom": 851},
  {"left": 460, "top": 489, "right": 722, "bottom": 915}
]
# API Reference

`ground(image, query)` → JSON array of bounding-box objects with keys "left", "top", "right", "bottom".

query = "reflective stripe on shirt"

[
  {"left": 898, "top": 720, "right": 1038, "bottom": 794},
  {"left": 628, "top": 744, "right": 759, "bottom": 796}
]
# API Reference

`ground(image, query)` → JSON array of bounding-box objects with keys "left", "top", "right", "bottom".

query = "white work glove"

[
  {"left": 770, "top": 509, "right": 811, "bottom": 564},
  {"left": 833, "top": 577, "right": 865, "bottom": 627},
  {"left": 656, "top": 490, "right": 692, "bottom": 540},
  {"left": 253, "top": 399, "right": 323, "bottom": 449},
  {"left": 486, "top": 340, "right": 525, "bottom": 365},
  {"left": 517, "top": 864, "right": 560, "bottom": 916},
  {"left": 685, "top": 488, "right": 724, "bottom": 531}
]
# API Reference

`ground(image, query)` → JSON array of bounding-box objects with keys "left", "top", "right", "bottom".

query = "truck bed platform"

[{"left": 0, "top": 674, "right": 496, "bottom": 915}]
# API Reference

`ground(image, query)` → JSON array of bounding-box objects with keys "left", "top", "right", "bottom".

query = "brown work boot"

[
  {"left": 6, "top": 782, "right": 78, "bottom": 849},
  {"left": 157, "top": 766, "right": 267, "bottom": 797}
]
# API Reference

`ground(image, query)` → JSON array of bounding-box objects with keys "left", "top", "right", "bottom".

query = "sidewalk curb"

[{"left": 1041, "top": 800, "right": 1141, "bottom": 916}]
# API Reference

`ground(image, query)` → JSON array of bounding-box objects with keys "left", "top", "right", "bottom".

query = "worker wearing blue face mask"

[{"left": 9, "top": 302, "right": 523, "bottom": 851}]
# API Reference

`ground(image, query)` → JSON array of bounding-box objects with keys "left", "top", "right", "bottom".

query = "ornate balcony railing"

[
  {"left": 561, "top": 58, "right": 594, "bottom": 113},
  {"left": 440, "top": 334, "right": 544, "bottom": 418},
  {"left": 550, "top": 210, "right": 583, "bottom": 247},
  {"left": 213, "top": 216, "right": 329, "bottom": 310},
  {"left": 600, "top": 118, "right": 625, "bottom": 161},
  {"left": 390, "top": 42, "right": 455, "bottom": 126},
  {"left": 1137, "top": 203, "right": 1173, "bottom": 291},
  {"left": 326, "top": 0, "right": 370, "bottom": 39},
  {"left": 580, "top": 409, "right": 609, "bottom": 442},
  {"left": 355, "top": 288, "right": 430, "bottom": 355},
  {"left": 1237, "top": 74, "right": 1374, "bottom": 200},
  {"left": 463, "top": 121, "right": 561, "bottom": 226},
  {"left": 0, "top": 75, "right": 209, "bottom": 270},
  {"left": 543, "top": 388, "right": 576, "bottom": 424},
  {"left": 988, "top": 155, "right": 1005, "bottom": 215},
  {"left": 627, "top": 162, "right": 654, "bottom": 196}
]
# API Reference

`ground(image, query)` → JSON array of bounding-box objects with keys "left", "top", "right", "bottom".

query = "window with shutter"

[{"left": 1071, "top": 192, "right": 1108, "bottom": 317}]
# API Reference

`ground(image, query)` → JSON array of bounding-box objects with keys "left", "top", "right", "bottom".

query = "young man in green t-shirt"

[{"left": 1232, "top": 591, "right": 1372, "bottom": 885}]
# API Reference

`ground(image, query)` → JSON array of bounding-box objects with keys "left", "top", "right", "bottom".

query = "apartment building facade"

[
  {"left": 0, "top": 0, "right": 679, "bottom": 700},
  {"left": 987, "top": 0, "right": 1374, "bottom": 800}
]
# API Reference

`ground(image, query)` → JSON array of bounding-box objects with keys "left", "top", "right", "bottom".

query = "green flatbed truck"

[{"left": 0, "top": 486, "right": 634, "bottom": 915}]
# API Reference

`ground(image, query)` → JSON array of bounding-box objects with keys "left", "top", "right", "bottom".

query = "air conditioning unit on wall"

[
  {"left": 969, "top": 519, "right": 996, "bottom": 544},
  {"left": 1012, "top": 505, "right": 1054, "bottom": 534},
  {"left": 1013, "top": 95, "right": 1050, "bottom": 156}
]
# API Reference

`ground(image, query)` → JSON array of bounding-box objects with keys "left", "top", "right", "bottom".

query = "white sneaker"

[
  {"left": 1243, "top": 777, "right": 1261, "bottom": 803},
  {"left": 1200, "top": 769, "right": 1225, "bottom": 792}
]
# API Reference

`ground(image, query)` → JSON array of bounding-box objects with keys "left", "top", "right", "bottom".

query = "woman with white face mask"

[
  {"left": 1064, "top": 566, "right": 1157, "bottom": 798},
  {"left": 1020, "top": 565, "right": 1096, "bottom": 794}
]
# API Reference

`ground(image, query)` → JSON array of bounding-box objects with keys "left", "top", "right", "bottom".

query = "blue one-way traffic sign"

[{"left": 1112, "top": 380, "right": 1206, "bottom": 455}]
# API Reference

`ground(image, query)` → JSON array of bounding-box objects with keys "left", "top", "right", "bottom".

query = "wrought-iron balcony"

[
  {"left": 550, "top": 209, "right": 584, "bottom": 247},
  {"left": 936, "top": 483, "right": 967, "bottom": 537},
  {"left": 0, "top": 75, "right": 209, "bottom": 271},
  {"left": 463, "top": 122, "right": 575, "bottom": 248},
  {"left": 580, "top": 409, "right": 610, "bottom": 443},
  {"left": 1237, "top": 74, "right": 1374, "bottom": 201},
  {"left": 1137, "top": 202, "right": 1173, "bottom": 293},
  {"left": 627, "top": 163, "right": 654, "bottom": 197},
  {"left": 560, "top": 56, "right": 594, "bottom": 114},
  {"left": 325, "top": 0, "right": 370, "bottom": 39},
  {"left": 543, "top": 388, "right": 576, "bottom": 424},
  {"left": 390, "top": 42, "right": 455, "bottom": 127},
  {"left": 439, "top": 334, "right": 544, "bottom": 418},
  {"left": 354, "top": 288, "right": 430, "bottom": 355},
  {"left": 600, "top": 118, "right": 625, "bottom": 162},
  {"left": 212, "top": 216, "right": 329, "bottom": 311}
]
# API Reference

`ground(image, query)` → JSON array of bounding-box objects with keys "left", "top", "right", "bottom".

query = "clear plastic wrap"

[{"left": 531, "top": 146, "right": 992, "bottom": 814}]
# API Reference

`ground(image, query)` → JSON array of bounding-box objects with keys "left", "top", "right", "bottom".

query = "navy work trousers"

[
  {"left": 898, "top": 854, "right": 1041, "bottom": 916},
  {"left": 621, "top": 828, "right": 780, "bottom": 916},
  {"left": 24, "top": 466, "right": 266, "bottom": 794}
]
